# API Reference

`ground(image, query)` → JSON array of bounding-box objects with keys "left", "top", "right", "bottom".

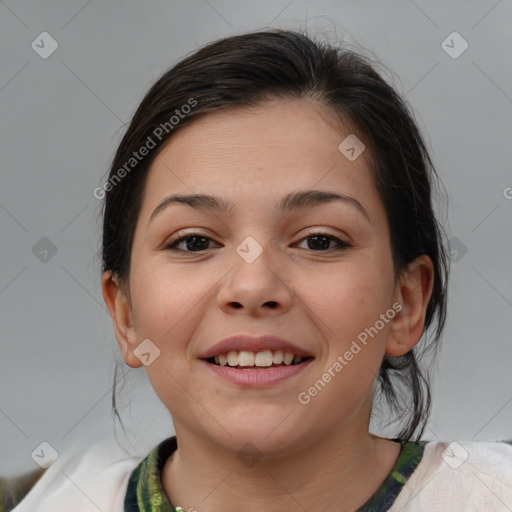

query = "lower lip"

[{"left": 202, "top": 359, "right": 313, "bottom": 387}]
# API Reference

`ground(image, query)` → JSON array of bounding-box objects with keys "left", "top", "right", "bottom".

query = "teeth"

[
  {"left": 238, "top": 350, "right": 255, "bottom": 367},
  {"left": 254, "top": 350, "right": 273, "bottom": 367},
  {"left": 227, "top": 351, "right": 238, "bottom": 366},
  {"left": 283, "top": 352, "right": 294, "bottom": 365},
  {"left": 211, "top": 350, "right": 306, "bottom": 368},
  {"left": 272, "top": 350, "right": 284, "bottom": 364}
]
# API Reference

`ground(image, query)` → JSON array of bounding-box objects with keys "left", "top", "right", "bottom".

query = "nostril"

[{"left": 228, "top": 302, "right": 279, "bottom": 309}]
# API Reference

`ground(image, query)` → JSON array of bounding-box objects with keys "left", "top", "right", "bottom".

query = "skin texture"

[{"left": 102, "top": 98, "right": 434, "bottom": 512}]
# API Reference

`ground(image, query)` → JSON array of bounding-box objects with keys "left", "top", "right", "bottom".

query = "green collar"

[{"left": 124, "top": 436, "right": 427, "bottom": 512}]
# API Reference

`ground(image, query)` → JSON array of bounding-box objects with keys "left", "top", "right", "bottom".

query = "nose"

[{"left": 217, "top": 246, "right": 293, "bottom": 316}]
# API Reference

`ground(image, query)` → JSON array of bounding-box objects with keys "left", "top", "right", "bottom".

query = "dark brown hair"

[{"left": 99, "top": 28, "right": 449, "bottom": 443}]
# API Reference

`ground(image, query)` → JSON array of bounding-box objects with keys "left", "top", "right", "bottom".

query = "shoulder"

[
  {"left": 424, "top": 439, "right": 512, "bottom": 475},
  {"left": 4, "top": 434, "right": 147, "bottom": 512},
  {"left": 0, "top": 468, "right": 47, "bottom": 512},
  {"left": 390, "top": 440, "right": 512, "bottom": 511}
]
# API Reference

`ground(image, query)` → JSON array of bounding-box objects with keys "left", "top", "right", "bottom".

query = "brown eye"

[
  {"left": 165, "top": 232, "right": 218, "bottom": 252},
  {"left": 296, "top": 232, "right": 351, "bottom": 251}
]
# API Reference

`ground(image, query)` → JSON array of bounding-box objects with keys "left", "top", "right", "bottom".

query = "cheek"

[
  {"left": 310, "top": 259, "right": 394, "bottom": 384},
  {"left": 129, "top": 261, "right": 200, "bottom": 362},
  {"left": 130, "top": 265, "right": 205, "bottom": 412},
  {"left": 132, "top": 259, "right": 196, "bottom": 321},
  {"left": 313, "top": 262, "right": 392, "bottom": 334}
]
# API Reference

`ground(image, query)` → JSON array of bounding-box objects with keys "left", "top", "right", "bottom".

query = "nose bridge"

[
  {"left": 232, "top": 234, "right": 278, "bottom": 288},
  {"left": 217, "top": 233, "right": 292, "bottom": 313}
]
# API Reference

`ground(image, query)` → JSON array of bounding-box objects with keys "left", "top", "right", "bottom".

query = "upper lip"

[{"left": 199, "top": 334, "right": 314, "bottom": 359}]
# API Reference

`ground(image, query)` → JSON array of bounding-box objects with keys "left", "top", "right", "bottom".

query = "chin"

[{"left": 210, "top": 417, "right": 307, "bottom": 459}]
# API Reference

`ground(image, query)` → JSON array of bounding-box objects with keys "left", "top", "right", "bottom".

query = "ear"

[
  {"left": 101, "top": 270, "right": 143, "bottom": 368},
  {"left": 385, "top": 255, "right": 434, "bottom": 357}
]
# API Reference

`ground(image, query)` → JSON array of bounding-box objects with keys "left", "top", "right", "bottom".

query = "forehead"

[{"left": 139, "top": 98, "right": 381, "bottom": 220}]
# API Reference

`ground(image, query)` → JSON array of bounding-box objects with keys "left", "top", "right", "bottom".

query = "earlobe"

[
  {"left": 101, "top": 271, "right": 143, "bottom": 369},
  {"left": 123, "top": 327, "right": 143, "bottom": 368},
  {"left": 385, "top": 255, "right": 434, "bottom": 357},
  {"left": 385, "top": 288, "right": 408, "bottom": 357}
]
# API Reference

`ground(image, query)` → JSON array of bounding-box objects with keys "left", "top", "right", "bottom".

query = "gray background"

[{"left": 1, "top": 0, "right": 511, "bottom": 477}]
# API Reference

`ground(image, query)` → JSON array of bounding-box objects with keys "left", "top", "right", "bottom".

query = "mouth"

[{"left": 205, "top": 349, "right": 314, "bottom": 369}]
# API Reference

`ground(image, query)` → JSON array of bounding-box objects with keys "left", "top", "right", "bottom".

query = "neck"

[{"left": 162, "top": 423, "right": 401, "bottom": 512}]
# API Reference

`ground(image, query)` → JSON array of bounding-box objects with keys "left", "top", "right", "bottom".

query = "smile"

[{"left": 207, "top": 349, "right": 313, "bottom": 369}]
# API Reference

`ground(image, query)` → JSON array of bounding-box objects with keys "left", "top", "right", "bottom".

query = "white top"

[
  {"left": 12, "top": 435, "right": 512, "bottom": 511},
  {"left": 390, "top": 440, "right": 512, "bottom": 511},
  {"left": 12, "top": 434, "right": 141, "bottom": 512}
]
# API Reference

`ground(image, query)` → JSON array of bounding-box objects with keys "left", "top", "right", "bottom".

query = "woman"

[{"left": 4, "top": 28, "right": 511, "bottom": 512}]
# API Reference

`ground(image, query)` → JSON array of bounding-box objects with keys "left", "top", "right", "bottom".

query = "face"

[{"left": 109, "top": 98, "right": 411, "bottom": 455}]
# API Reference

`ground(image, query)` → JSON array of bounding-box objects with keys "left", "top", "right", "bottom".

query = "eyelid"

[
  {"left": 298, "top": 226, "right": 352, "bottom": 243},
  {"left": 297, "top": 230, "right": 352, "bottom": 249},
  {"left": 164, "top": 228, "right": 352, "bottom": 252},
  {"left": 300, "top": 227, "right": 347, "bottom": 239},
  {"left": 164, "top": 229, "right": 216, "bottom": 247}
]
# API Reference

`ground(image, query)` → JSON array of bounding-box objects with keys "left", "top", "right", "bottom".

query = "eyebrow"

[{"left": 148, "top": 189, "right": 372, "bottom": 225}]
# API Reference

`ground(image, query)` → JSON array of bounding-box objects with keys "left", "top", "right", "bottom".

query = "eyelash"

[{"left": 164, "top": 230, "right": 352, "bottom": 253}]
